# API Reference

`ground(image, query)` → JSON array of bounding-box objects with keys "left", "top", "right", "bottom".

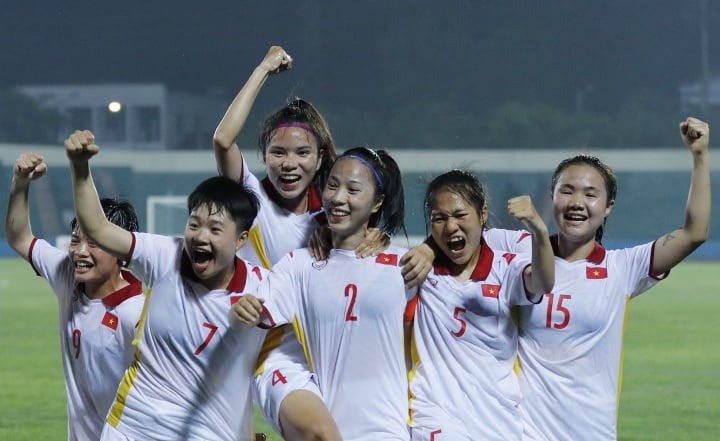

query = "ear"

[
  {"left": 604, "top": 199, "right": 615, "bottom": 217},
  {"left": 315, "top": 148, "right": 324, "bottom": 173},
  {"left": 480, "top": 204, "right": 489, "bottom": 227},
  {"left": 235, "top": 230, "right": 249, "bottom": 251},
  {"left": 371, "top": 194, "right": 385, "bottom": 214}
]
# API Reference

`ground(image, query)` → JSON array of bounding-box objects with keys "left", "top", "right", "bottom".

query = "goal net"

[{"left": 146, "top": 195, "right": 187, "bottom": 236}]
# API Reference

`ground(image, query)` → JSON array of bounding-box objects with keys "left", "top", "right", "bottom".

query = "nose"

[
  {"left": 444, "top": 217, "right": 459, "bottom": 234},
  {"left": 281, "top": 153, "right": 298, "bottom": 170}
]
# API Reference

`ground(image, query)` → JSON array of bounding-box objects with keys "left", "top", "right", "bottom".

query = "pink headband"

[{"left": 274, "top": 122, "right": 318, "bottom": 139}]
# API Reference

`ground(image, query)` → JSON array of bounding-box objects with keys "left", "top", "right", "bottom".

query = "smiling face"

[
  {"left": 552, "top": 164, "right": 615, "bottom": 245},
  {"left": 322, "top": 157, "right": 383, "bottom": 250},
  {"left": 183, "top": 203, "right": 246, "bottom": 290},
  {"left": 68, "top": 227, "right": 123, "bottom": 295},
  {"left": 430, "top": 189, "right": 487, "bottom": 271},
  {"left": 264, "top": 126, "right": 323, "bottom": 214}
]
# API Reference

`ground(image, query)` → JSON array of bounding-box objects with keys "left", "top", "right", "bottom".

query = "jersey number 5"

[{"left": 545, "top": 293, "right": 571, "bottom": 329}]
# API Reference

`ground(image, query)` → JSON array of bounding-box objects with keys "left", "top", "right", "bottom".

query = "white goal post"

[{"left": 146, "top": 195, "right": 187, "bottom": 236}]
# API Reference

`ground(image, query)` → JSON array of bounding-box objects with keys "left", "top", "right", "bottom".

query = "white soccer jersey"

[
  {"left": 517, "top": 240, "right": 663, "bottom": 441},
  {"left": 239, "top": 157, "right": 326, "bottom": 431},
  {"left": 259, "top": 245, "right": 415, "bottom": 441},
  {"left": 28, "top": 238, "right": 144, "bottom": 441},
  {"left": 104, "top": 233, "right": 268, "bottom": 441},
  {"left": 409, "top": 242, "right": 534, "bottom": 441},
  {"left": 239, "top": 156, "right": 323, "bottom": 268},
  {"left": 484, "top": 227, "right": 532, "bottom": 254}
]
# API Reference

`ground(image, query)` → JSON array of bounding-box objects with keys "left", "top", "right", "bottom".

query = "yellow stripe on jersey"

[
  {"left": 406, "top": 328, "right": 421, "bottom": 425},
  {"left": 108, "top": 288, "right": 153, "bottom": 426},
  {"left": 107, "top": 350, "right": 141, "bottom": 427},
  {"left": 616, "top": 296, "right": 632, "bottom": 418},
  {"left": 292, "top": 315, "right": 315, "bottom": 373},
  {"left": 249, "top": 225, "right": 272, "bottom": 269},
  {"left": 254, "top": 327, "right": 286, "bottom": 376},
  {"left": 131, "top": 286, "right": 153, "bottom": 348}
]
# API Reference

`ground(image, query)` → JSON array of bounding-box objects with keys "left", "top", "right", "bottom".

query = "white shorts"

[{"left": 253, "top": 328, "right": 322, "bottom": 432}]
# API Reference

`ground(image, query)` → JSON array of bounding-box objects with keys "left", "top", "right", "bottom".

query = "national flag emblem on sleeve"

[
  {"left": 481, "top": 284, "right": 501, "bottom": 298},
  {"left": 102, "top": 312, "right": 119, "bottom": 330},
  {"left": 586, "top": 267, "right": 608, "bottom": 279},
  {"left": 375, "top": 253, "right": 398, "bottom": 266}
]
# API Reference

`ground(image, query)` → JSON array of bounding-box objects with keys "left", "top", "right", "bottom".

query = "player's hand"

[
  {"left": 13, "top": 152, "right": 47, "bottom": 181},
  {"left": 508, "top": 195, "right": 547, "bottom": 235},
  {"left": 400, "top": 243, "right": 433, "bottom": 288},
  {"left": 64, "top": 130, "right": 100, "bottom": 163},
  {"left": 231, "top": 294, "right": 265, "bottom": 325},
  {"left": 679, "top": 117, "right": 709, "bottom": 154},
  {"left": 260, "top": 46, "right": 293, "bottom": 75},
  {"left": 355, "top": 228, "right": 390, "bottom": 258}
]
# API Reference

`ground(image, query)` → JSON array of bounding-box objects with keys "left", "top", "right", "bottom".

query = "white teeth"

[{"left": 448, "top": 237, "right": 463, "bottom": 243}]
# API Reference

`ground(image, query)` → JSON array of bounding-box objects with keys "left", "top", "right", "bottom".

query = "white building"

[{"left": 18, "top": 83, "right": 228, "bottom": 150}]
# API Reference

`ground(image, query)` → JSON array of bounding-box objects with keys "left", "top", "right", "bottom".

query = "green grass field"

[{"left": 1, "top": 257, "right": 719, "bottom": 440}]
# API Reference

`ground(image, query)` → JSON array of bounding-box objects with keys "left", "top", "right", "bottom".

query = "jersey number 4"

[{"left": 545, "top": 293, "right": 571, "bottom": 329}]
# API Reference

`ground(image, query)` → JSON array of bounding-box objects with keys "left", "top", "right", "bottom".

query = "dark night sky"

[{"left": 2, "top": 0, "right": 718, "bottom": 146}]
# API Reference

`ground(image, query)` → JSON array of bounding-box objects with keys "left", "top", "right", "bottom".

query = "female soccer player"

[
  {"left": 234, "top": 147, "right": 415, "bottom": 441},
  {"left": 5, "top": 152, "right": 144, "bottom": 441},
  {"left": 65, "top": 130, "right": 268, "bottom": 441},
  {"left": 214, "top": 46, "right": 387, "bottom": 441},
  {"left": 517, "top": 117, "right": 711, "bottom": 441},
  {"left": 408, "top": 169, "right": 555, "bottom": 441}
]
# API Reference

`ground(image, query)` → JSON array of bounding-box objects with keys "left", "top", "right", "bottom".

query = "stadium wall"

[{"left": 1, "top": 144, "right": 718, "bottom": 259}]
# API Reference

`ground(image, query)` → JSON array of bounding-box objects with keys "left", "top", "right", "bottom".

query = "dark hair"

[
  {"left": 71, "top": 197, "right": 139, "bottom": 232},
  {"left": 187, "top": 176, "right": 259, "bottom": 232},
  {"left": 551, "top": 154, "right": 617, "bottom": 243},
  {"left": 334, "top": 146, "right": 406, "bottom": 237},
  {"left": 258, "top": 98, "right": 337, "bottom": 191},
  {"left": 424, "top": 170, "right": 488, "bottom": 230}
]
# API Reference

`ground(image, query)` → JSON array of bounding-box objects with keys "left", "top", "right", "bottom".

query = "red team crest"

[
  {"left": 586, "top": 267, "right": 608, "bottom": 279},
  {"left": 101, "top": 311, "right": 119, "bottom": 330},
  {"left": 375, "top": 253, "right": 398, "bottom": 266},
  {"left": 481, "top": 284, "right": 501, "bottom": 298}
]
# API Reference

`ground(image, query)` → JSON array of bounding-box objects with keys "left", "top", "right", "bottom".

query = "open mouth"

[
  {"left": 564, "top": 213, "right": 588, "bottom": 222},
  {"left": 279, "top": 175, "right": 301, "bottom": 186},
  {"left": 446, "top": 237, "right": 466, "bottom": 252},
  {"left": 192, "top": 249, "right": 213, "bottom": 264},
  {"left": 74, "top": 260, "right": 94, "bottom": 271}
]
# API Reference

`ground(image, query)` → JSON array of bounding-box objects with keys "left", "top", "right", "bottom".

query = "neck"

[
  {"left": 556, "top": 233, "right": 596, "bottom": 262},
  {"left": 85, "top": 270, "right": 128, "bottom": 300},
  {"left": 282, "top": 192, "right": 308, "bottom": 215},
  {"left": 448, "top": 248, "right": 481, "bottom": 282},
  {"left": 331, "top": 228, "right": 367, "bottom": 252}
]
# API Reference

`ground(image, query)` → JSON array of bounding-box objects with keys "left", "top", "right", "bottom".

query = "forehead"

[
  {"left": 268, "top": 127, "right": 318, "bottom": 149},
  {"left": 430, "top": 189, "right": 474, "bottom": 211},
  {"left": 189, "top": 204, "right": 235, "bottom": 225},
  {"left": 556, "top": 164, "right": 606, "bottom": 188},
  {"left": 330, "top": 157, "right": 376, "bottom": 183}
]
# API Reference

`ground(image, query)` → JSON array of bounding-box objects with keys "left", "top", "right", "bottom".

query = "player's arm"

[
  {"left": 4, "top": 152, "right": 48, "bottom": 261},
  {"left": 65, "top": 130, "right": 133, "bottom": 262},
  {"left": 651, "top": 117, "right": 711, "bottom": 275},
  {"left": 508, "top": 195, "right": 554, "bottom": 296},
  {"left": 400, "top": 237, "right": 436, "bottom": 288},
  {"left": 213, "top": 45, "right": 293, "bottom": 181}
]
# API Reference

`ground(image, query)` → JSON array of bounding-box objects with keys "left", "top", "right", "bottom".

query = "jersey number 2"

[{"left": 345, "top": 284, "right": 359, "bottom": 322}]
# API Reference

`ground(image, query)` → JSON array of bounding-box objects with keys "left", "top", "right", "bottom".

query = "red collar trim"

[
  {"left": 180, "top": 251, "right": 248, "bottom": 292},
  {"left": 261, "top": 177, "right": 323, "bottom": 213},
  {"left": 550, "top": 235, "right": 606, "bottom": 264},
  {"left": 433, "top": 239, "right": 495, "bottom": 281},
  {"left": 102, "top": 270, "right": 143, "bottom": 307}
]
